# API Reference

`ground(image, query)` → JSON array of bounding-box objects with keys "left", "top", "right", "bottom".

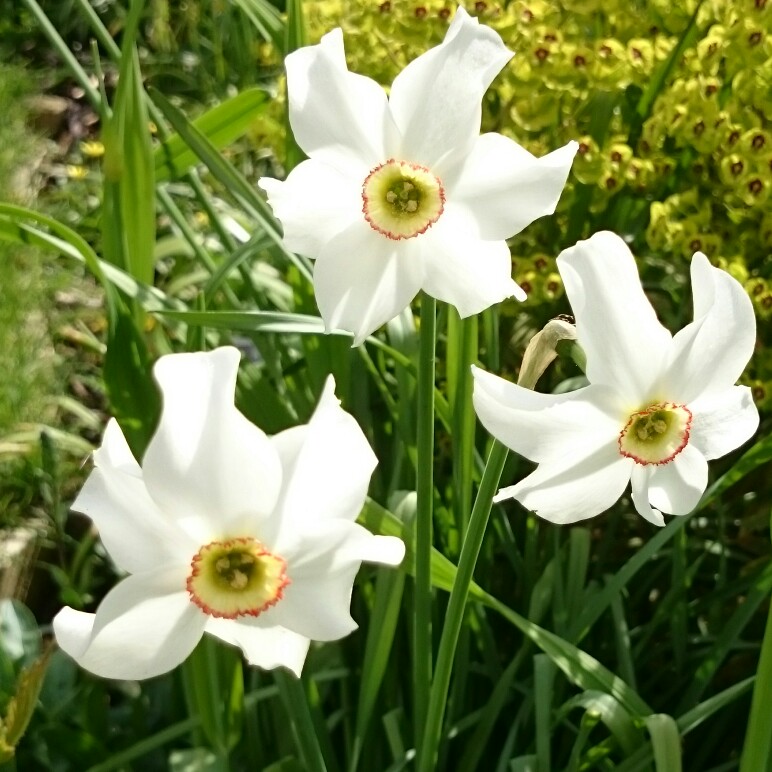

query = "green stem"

[
  {"left": 481, "top": 305, "right": 500, "bottom": 373},
  {"left": 274, "top": 671, "right": 328, "bottom": 772},
  {"left": 447, "top": 310, "right": 478, "bottom": 537},
  {"left": 740, "top": 547, "right": 772, "bottom": 772},
  {"left": 417, "top": 439, "right": 509, "bottom": 772},
  {"left": 414, "top": 292, "right": 437, "bottom": 747}
]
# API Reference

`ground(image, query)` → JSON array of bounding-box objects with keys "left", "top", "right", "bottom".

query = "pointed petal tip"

[
  {"left": 320, "top": 26, "right": 344, "bottom": 49},
  {"left": 451, "top": 4, "right": 514, "bottom": 59},
  {"left": 492, "top": 487, "right": 513, "bottom": 504},
  {"left": 281, "top": 661, "right": 304, "bottom": 678},
  {"left": 636, "top": 502, "right": 666, "bottom": 527},
  {"left": 93, "top": 418, "right": 139, "bottom": 474},
  {"left": 319, "top": 374, "right": 339, "bottom": 404}
]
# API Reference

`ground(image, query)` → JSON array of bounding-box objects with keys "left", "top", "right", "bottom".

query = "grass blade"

[
  {"left": 155, "top": 89, "right": 268, "bottom": 182},
  {"left": 645, "top": 714, "right": 682, "bottom": 772}
]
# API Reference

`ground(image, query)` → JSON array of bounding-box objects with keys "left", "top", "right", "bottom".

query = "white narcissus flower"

[
  {"left": 53, "top": 347, "right": 404, "bottom": 679},
  {"left": 258, "top": 8, "right": 577, "bottom": 345},
  {"left": 473, "top": 231, "right": 759, "bottom": 526}
]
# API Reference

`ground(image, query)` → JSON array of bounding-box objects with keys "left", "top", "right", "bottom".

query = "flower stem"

[
  {"left": 414, "top": 291, "right": 436, "bottom": 747},
  {"left": 740, "top": 525, "right": 772, "bottom": 772},
  {"left": 447, "top": 309, "right": 477, "bottom": 535},
  {"left": 416, "top": 439, "right": 509, "bottom": 772}
]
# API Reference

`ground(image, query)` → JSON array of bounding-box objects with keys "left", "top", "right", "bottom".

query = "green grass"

[
  {"left": 0, "top": 64, "right": 97, "bottom": 530},
  {"left": 0, "top": 65, "right": 52, "bottom": 434}
]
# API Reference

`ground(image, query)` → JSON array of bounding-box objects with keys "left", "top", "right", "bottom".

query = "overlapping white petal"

[
  {"left": 663, "top": 253, "right": 757, "bottom": 402},
  {"left": 417, "top": 204, "right": 523, "bottom": 316},
  {"left": 475, "top": 232, "right": 759, "bottom": 526},
  {"left": 142, "top": 347, "right": 283, "bottom": 542},
  {"left": 647, "top": 444, "right": 708, "bottom": 515},
  {"left": 55, "top": 349, "right": 404, "bottom": 680},
  {"left": 449, "top": 134, "right": 578, "bottom": 240},
  {"left": 497, "top": 445, "right": 632, "bottom": 524},
  {"left": 73, "top": 466, "right": 194, "bottom": 575},
  {"left": 313, "top": 222, "right": 425, "bottom": 345},
  {"left": 630, "top": 466, "right": 665, "bottom": 527},
  {"left": 53, "top": 568, "right": 205, "bottom": 680},
  {"left": 268, "top": 377, "right": 378, "bottom": 547},
  {"left": 270, "top": 521, "right": 404, "bottom": 641},
  {"left": 259, "top": 8, "right": 576, "bottom": 342},
  {"left": 285, "top": 27, "right": 393, "bottom": 178},
  {"left": 557, "top": 232, "right": 672, "bottom": 404},
  {"left": 258, "top": 160, "right": 361, "bottom": 259},
  {"left": 689, "top": 386, "right": 759, "bottom": 459},
  {"left": 204, "top": 618, "right": 310, "bottom": 677},
  {"left": 472, "top": 367, "right": 622, "bottom": 463},
  {"left": 387, "top": 7, "right": 512, "bottom": 168}
]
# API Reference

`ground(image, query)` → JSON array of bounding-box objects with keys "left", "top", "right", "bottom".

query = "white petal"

[
  {"left": 73, "top": 466, "right": 196, "bottom": 574},
  {"left": 689, "top": 386, "right": 760, "bottom": 460},
  {"left": 75, "top": 419, "right": 195, "bottom": 574},
  {"left": 663, "top": 253, "right": 757, "bottom": 402},
  {"left": 142, "top": 348, "right": 283, "bottom": 542},
  {"left": 417, "top": 205, "right": 523, "bottom": 316},
  {"left": 267, "top": 561, "right": 360, "bottom": 641},
  {"left": 94, "top": 419, "right": 141, "bottom": 476},
  {"left": 647, "top": 444, "right": 708, "bottom": 516},
  {"left": 472, "top": 366, "right": 623, "bottom": 464},
  {"left": 258, "top": 160, "right": 361, "bottom": 259},
  {"left": 283, "top": 521, "right": 404, "bottom": 571},
  {"left": 285, "top": 28, "right": 392, "bottom": 177},
  {"left": 630, "top": 465, "right": 665, "bottom": 526},
  {"left": 266, "top": 377, "right": 377, "bottom": 550},
  {"left": 449, "top": 135, "right": 577, "bottom": 240},
  {"left": 557, "top": 231, "right": 672, "bottom": 404},
  {"left": 268, "top": 522, "right": 403, "bottom": 641},
  {"left": 53, "top": 568, "right": 205, "bottom": 680},
  {"left": 313, "top": 222, "right": 425, "bottom": 345},
  {"left": 388, "top": 7, "right": 512, "bottom": 168},
  {"left": 204, "top": 618, "right": 310, "bottom": 676},
  {"left": 497, "top": 444, "right": 632, "bottom": 524}
]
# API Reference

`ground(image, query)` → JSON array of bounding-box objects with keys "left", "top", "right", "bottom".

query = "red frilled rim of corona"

[
  {"left": 618, "top": 402, "right": 693, "bottom": 466},
  {"left": 186, "top": 537, "right": 290, "bottom": 619},
  {"left": 362, "top": 159, "right": 445, "bottom": 240}
]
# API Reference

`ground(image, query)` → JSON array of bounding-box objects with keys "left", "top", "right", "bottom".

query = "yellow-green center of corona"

[
  {"left": 362, "top": 159, "right": 445, "bottom": 239},
  {"left": 618, "top": 402, "right": 693, "bottom": 465},
  {"left": 187, "top": 537, "right": 289, "bottom": 619}
]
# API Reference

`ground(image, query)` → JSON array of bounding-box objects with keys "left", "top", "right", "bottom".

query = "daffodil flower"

[
  {"left": 54, "top": 347, "right": 404, "bottom": 679},
  {"left": 473, "top": 231, "right": 759, "bottom": 525},
  {"left": 259, "top": 7, "right": 577, "bottom": 344}
]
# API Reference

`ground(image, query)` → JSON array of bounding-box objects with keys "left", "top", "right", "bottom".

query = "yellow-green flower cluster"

[{"left": 510, "top": 253, "right": 564, "bottom": 308}]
